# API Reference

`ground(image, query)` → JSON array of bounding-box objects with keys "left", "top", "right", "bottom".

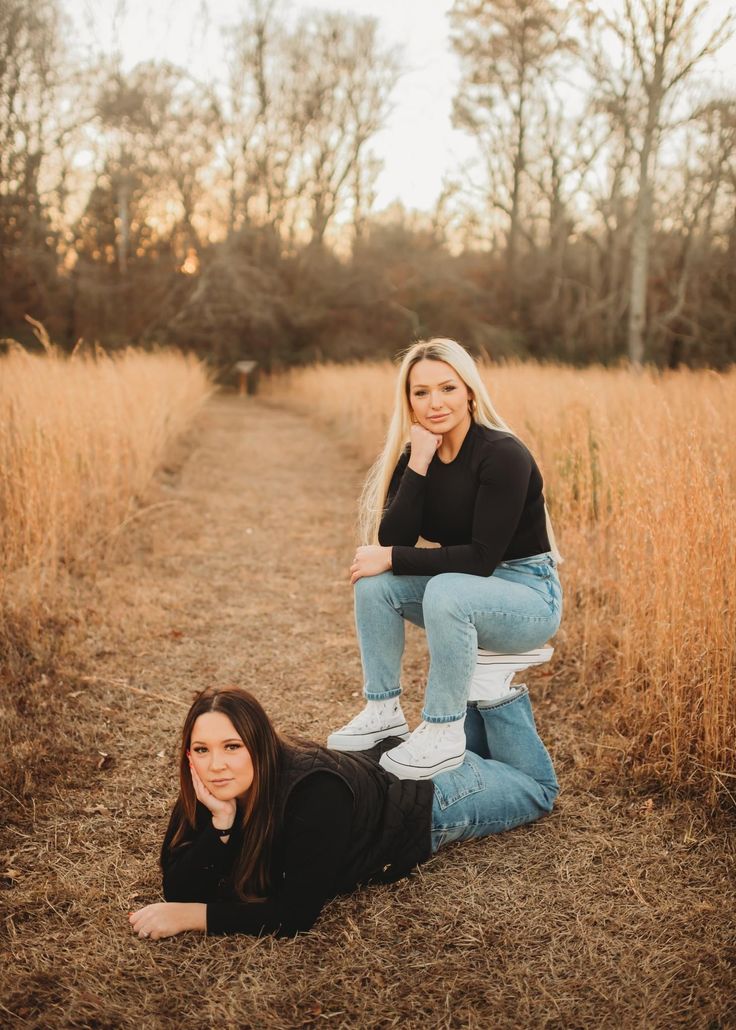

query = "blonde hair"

[{"left": 358, "top": 337, "right": 561, "bottom": 562}]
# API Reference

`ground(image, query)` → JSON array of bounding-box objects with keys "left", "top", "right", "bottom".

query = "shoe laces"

[
  {"left": 343, "top": 703, "right": 401, "bottom": 732},
  {"left": 400, "top": 720, "right": 463, "bottom": 759}
]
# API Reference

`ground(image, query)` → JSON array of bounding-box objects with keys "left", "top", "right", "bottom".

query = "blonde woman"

[{"left": 327, "top": 339, "right": 562, "bottom": 780}]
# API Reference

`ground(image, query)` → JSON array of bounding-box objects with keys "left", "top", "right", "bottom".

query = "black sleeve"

[
  {"left": 390, "top": 437, "right": 533, "bottom": 577},
  {"left": 206, "top": 772, "right": 353, "bottom": 938},
  {"left": 378, "top": 450, "right": 424, "bottom": 546},
  {"left": 161, "top": 801, "right": 234, "bottom": 903}
]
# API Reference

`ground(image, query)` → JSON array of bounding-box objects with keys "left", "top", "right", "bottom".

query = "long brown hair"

[{"left": 165, "top": 686, "right": 285, "bottom": 900}]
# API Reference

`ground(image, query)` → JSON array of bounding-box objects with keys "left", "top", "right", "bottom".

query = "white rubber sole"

[
  {"left": 327, "top": 720, "right": 410, "bottom": 752},
  {"left": 475, "top": 645, "right": 554, "bottom": 667},
  {"left": 378, "top": 748, "right": 466, "bottom": 780}
]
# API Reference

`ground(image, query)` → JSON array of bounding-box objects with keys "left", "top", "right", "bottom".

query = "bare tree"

[
  {"left": 655, "top": 97, "right": 736, "bottom": 361},
  {"left": 286, "top": 11, "right": 400, "bottom": 246},
  {"left": 0, "top": 0, "right": 86, "bottom": 333},
  {"left": 449, "top": 0, "right": 576, "bottom": 286},
  {"left": 218, "top": 7, "right": 399, "bottom": 247},
  {"left": 585, "top": 0, "right": 734, "bottom": 364}
]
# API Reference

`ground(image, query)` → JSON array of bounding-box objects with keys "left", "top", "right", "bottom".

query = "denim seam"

[
  {"left": 468, "top": 608, "right": 557, "bottom": 624},
  {"left": 435, "top": 816, "right": 536, "bottom": 832}
]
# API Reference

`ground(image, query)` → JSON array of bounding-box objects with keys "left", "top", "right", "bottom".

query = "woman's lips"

[
  {"left": 210, "top": 778, "right": 233, "bottom": 785},
  {"left": 428, "top": 414, "right": 448, "bottom": 421}
]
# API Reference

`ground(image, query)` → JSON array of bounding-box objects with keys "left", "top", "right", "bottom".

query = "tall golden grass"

[
  {"left": 266, "top": 361, "right": 736, "bottom": 805},
  {"left": 0, "top": 342, "right": 212, "bottom": 634}
]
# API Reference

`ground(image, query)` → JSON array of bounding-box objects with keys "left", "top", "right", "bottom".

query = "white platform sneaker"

[
  {"left": 378, "top": 719, "right": 466, "bottom": 780},
  {"left": 469, "top": 646, "right": 554, "bottom": 702},
  {"left": 327, "top": 699, "right": 410, "bottom": 752}
]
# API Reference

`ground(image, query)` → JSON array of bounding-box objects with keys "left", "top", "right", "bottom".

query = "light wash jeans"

[
  {"left": 430, "top": 686, "right": 559, "bottom": 852},
  {"left": 354, "top": 552, "right": 563, "bottom": 723}
]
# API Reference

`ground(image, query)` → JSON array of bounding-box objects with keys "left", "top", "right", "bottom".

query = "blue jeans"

[
  {"left": 354, "top": 553, "right": 563, "bottom": 722},
  {"left": 430, "top": 687, "right": 559, "bottom": 851}
]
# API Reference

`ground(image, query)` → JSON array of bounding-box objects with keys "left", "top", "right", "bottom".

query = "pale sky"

[
  {"left": 69, "top": 0, "right": 486, "bottom": 212},
  {"left": 68, "top": 0, "right": 736, "bottom": 216}
]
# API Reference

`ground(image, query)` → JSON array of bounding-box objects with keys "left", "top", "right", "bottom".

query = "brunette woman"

[{"left": 128, "top": 685, "right": 558, "bottom": 939}]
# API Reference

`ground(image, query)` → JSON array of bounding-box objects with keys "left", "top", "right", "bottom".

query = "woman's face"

[
  {"left": 189, "top": 711, "right": 255, "bottom": 801},
  {"left": 407, "top": 359, "right": 472, "bottom": 434}
]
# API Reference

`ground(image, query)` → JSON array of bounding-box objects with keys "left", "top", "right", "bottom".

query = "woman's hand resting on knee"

[{"left": 350, "top": 545, "right": 392, "bottom": 584}]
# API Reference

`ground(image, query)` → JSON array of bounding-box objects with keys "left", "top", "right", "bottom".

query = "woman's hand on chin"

[
  {"left": 408, "top": 423, "right": 442, "bottom": 474},
  {"left": 128, "top": 902, "right": 206, "bottom": 940},
  {"left": 188, "top": 759, "right": 237, "bottom": 828},
  {"left": 350, "top": 545, "right": 392, "bottom": 584}
]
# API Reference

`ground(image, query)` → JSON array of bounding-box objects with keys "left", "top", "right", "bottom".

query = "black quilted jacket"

[{"left": 279, "top": 741, "right": 433, "bottom": 890}]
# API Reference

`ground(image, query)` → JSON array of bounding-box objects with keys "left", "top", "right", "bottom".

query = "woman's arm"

[
  {"left": 378, "top": 426, "right": 443, "bottom": 547},
  {"left": 391, "top": 437, "right": 533, "bottom": 577},
  {"left": 160, "top": 802, "right": 234, "bottom": 903},
  {"left": 377, "top": 450, "right": 422, "bottom": 546}
]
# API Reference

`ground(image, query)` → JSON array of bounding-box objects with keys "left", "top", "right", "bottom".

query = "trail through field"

[{"left": 4, "top": 394, "right": 735, "bottom": 1029}]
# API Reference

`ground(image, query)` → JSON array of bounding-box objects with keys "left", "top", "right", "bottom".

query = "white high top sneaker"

[
  {"left": 378, "top": 718, "right": 467, "bottom": 779},
  {"left": 327, "top": 698, "right": 410, "bottom": 752},
  {"left": 469, "top": 647, "right": 554, "bottom": 702}
]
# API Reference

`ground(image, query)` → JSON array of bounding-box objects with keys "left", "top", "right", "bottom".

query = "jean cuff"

[
  {"left": 364, "top": 688, "right": 402, "bottom": 701},
  {"left": 421, "top": 710, "right": 467, "bottom": 724},
  {"left": 471, "top": 685, "right": 528, "bottom": 710}
]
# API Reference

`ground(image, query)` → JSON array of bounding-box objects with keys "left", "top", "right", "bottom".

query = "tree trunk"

[
  {"left": 627, "top": 180, "right": 650, "bottom": 366},
  {"left": 507, "top": 91, "right": 526, "bottom": 288},
  {"left": 116, "top": 175, "right": 129, "bottom": 277},
  {"left": 626, "top": 63, "right": 663, "bottom": 367}
]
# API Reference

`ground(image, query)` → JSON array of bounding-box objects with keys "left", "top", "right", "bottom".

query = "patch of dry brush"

[
  {"left": 0, "top": 341, "right": 211, "bottom": 636},
  {"left": 266, "top": 361, "right": 736, "bottom": 806},
  {"left": 0, "top": 339, "right": 211, "bottom": 814}
]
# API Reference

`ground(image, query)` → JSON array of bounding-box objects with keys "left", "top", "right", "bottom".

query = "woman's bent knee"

[
  {"left": 422, "top": 573, "right": 471, "bottom": 619},
  {"left": 354, "top": 571, "right": 394, "bottom": 605}
]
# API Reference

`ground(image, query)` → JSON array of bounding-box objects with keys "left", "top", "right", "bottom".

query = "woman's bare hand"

[
  {"left": 128, "top": 902, "right": 206, "bottom": 940},
  {"left": 350, "top": 545, "right": 392, "bottom": 584},
  {"left": 188, "top": 759, "right": 237, "bottom": 829},
  {"left": 408, "top": 423, "right": 442, "bottom": 475}
]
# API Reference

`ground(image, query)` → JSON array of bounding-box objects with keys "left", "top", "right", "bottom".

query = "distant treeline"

[{"left": 1, "top": 0, "right": 735, "bottom": 368}]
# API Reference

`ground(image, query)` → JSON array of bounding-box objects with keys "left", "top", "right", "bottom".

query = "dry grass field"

[
  {"left": 266, "top": 361, "right": 736, "bottom": 807},
  {"left": 0, "top": 343, "right": 212, "bottom": 810},
  {"left": 0, "top": 342, "right": 211, "bottom": 632},
  {"left": 1, "top": 359, "right": 735, "bottom": 1028}
]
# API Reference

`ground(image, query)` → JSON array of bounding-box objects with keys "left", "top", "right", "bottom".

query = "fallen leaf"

[{"left": 4, "top": 868, "right": 21, "bottom": 879}]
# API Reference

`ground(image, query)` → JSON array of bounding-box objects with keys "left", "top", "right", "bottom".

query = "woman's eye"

[
  {"left": 225, "top": 743, "right": 241, "bottom": 751},
  {"left": 192, "top": 747, "right": 207, "bottom": 754},
  {"left": 443, "top": 385, "right": 456, "bottom": 392}
]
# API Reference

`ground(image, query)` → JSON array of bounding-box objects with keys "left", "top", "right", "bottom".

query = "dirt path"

[{"left": 4, "top": 394, "right": 735, "bottom": 1029}]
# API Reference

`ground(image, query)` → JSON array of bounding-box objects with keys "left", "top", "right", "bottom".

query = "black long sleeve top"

[
  {"left": 161, "top": 773, "right": 354, "bottom": 937},
  {"left": 378, "top": 421, "right": 550, "bottom": 577}
]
